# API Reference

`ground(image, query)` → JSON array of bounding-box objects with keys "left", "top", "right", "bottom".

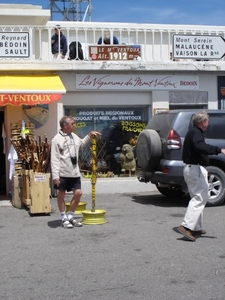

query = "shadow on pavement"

[
  {"left": 47, "top": 219, "right": 61, "bottom": 228},
  {"left": 131, "top": 193, "right": 189, "bottom": 208}
]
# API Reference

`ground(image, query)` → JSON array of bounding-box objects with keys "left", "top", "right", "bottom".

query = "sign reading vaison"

[
  {"left": 173, "top": 34, "right": 225, "bottom": 60},
  {"left": 0, "top": 32, "right": 30, "bottom": 58},
  {"left": 89, "top": 45, "right": 141, "bottom": 61}
]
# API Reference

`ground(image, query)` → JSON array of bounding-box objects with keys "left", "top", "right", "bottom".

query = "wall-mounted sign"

[
  {"left": 76, "top": 74, "right": 199, "bottom": 90},
  {"left": 89, "top": 45, "right": 141, "bottom": 61},
  {"left": 0, "top": 94, "right": 62, "bottom": 106},
  {"left": 0, "top": 32, "right": 30, "bottom": 58},
  {"left": 153, "top": 108, "right": 169, "bottom": 115},
  {"left": 173, "top": 34, "right": 225, "bottom": 60}
]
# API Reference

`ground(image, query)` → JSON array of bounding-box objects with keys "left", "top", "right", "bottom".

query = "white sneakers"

[{"left": 61, "top": 217, "right": 82, "bottom": 228}]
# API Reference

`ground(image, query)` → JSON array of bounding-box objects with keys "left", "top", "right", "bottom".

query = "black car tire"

[
  {"left": 206, "top": 166, "right": 225, "bottom": 206},
  {"left": 156, "top": 185, "right": 185, "bottom": 198},
  {"left": 136, "top": 129, "right": 162, "bottom": 170}
]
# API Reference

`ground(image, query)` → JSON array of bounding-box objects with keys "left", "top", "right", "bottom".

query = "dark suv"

[{"left": 135, "top": 109, "right": 225, "bottom": 206}]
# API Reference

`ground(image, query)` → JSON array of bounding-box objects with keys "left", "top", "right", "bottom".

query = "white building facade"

[{"left": 0, "top": 4, "right": 225, "bottom": 195}]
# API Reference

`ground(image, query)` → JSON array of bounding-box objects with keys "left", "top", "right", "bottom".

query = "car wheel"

[
  {"left": 156, "top": 185, "right": 185, "bottom": 198},
  {"left": 206, "top": 166, "right": 225, "bottom": 206},
  {"left": 136, "top": 129, "right": 162, "bottom": 170}
]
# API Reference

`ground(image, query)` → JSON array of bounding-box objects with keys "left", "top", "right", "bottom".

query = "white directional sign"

[
  {"left": 0, "top": 32, "right": 30, "bottom": 58},
  {"left": 173, "top": 34, "right": 225, "bottom": 60}
]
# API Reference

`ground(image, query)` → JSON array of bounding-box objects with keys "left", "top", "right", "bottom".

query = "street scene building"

[{"left": 0, "top": 3, "right": 225, "bottom": 196}]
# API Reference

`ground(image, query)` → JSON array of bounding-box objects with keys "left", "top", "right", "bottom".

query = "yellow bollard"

[
  {"left": 91, "top": 135, "right": 97, "bottom": 212},
  {"left": 65, "top": 201, "right": 87, "bottom": 215},
  {"left": 82, "top": 136, "right": 106, "bottom": 225}
]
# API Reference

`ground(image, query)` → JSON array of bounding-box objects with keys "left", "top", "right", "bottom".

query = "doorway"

[{"left": 0, "top": 111, "right": 6, "bottom": 195}]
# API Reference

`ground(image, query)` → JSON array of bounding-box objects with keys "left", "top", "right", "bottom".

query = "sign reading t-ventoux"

[
  {"left": 89, "top": 45, "right": 141, "bottom": 61},
  {"left": 173, "top": 34, "right": 225, "bottom": 60},
  {"left": 0, "top": 32, "right": 30, "bottom": 58}
]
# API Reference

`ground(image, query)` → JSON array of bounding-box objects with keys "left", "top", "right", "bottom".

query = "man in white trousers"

[{"left": 178, "top": 110, "right": 225, "bottom": 241}]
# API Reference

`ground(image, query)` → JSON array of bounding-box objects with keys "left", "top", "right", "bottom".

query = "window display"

[{"left": 65, "top": 107, "right": 148, "bottom": 176}]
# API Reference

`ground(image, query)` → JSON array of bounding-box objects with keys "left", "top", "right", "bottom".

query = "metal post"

[{"left": 91, "top": 136, "right": 97, "bottom": 212}]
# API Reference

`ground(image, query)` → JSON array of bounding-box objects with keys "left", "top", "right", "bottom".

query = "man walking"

[{"left": 178, "top": 110, "right": 225, "bottom": 241}]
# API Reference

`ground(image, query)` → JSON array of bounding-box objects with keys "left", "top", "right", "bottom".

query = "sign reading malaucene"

[
  {"left": 0, "top": 32, "right": 30, "bottom": 58},
  {"left": 173, "top": 34, "right": 225, "bottom": 60}
]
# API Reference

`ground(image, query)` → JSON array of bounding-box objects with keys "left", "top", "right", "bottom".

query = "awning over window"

[{"left": 0, "top": 74, "right": 66, "bottom": 106}]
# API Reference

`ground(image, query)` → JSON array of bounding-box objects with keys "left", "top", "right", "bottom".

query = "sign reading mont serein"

[
  {"left": 173, "top": 34, "right": 225, "bottom": 60},
  {"left": 0, "top": 32, "right": 30, "bottom": 58}
]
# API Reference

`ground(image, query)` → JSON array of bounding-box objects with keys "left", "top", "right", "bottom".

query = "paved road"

[{"left": 0, "top": 182, "right": 225, "bottom": 300}]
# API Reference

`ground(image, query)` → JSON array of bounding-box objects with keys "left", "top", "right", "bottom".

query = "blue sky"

[{"left": 3, "top": 0, "right": 225, "bottom": 25}]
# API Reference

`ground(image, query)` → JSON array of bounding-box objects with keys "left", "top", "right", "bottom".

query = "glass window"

[
  {"left": 65, "top": 106, "right": 148, "bottom": 175},
  {"left": 205, "top": 114, "right": 225, "bottom": 139}
]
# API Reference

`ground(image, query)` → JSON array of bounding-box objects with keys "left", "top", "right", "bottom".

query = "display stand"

[
  {"left": 11, "top": 175, "right": 23, "bottom": 208},
  {"left": 22, "top": 170, "right": 51, "bottom": 215}
]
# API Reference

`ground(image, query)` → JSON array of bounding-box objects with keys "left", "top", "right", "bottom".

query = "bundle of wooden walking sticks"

[{"left": 11, "top": 135, "right": 51, "bottom": 173}]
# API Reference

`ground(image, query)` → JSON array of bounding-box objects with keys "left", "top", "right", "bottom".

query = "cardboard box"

[{"left": 12, "top": 175, "right": 23, "bottom": 208}]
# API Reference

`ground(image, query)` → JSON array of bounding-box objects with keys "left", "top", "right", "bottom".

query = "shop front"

[
  {"left": 59, "top": 71, "right": 209, "bottom": 177},
  {"left": 0, "top": 74, "right": 66, "bottom": 196}
]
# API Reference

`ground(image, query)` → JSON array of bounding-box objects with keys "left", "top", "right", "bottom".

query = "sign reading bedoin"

[
  {"left": 0, "top": 32, "right": 30, "bottom": 58},
  {"left": 173, "top": 34, "right": 225, "bottom": 60}
]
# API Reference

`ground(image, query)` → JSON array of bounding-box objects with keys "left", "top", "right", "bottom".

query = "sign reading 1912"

[
  {"left": 89, "top": 45, "right": 141, "bottom": 61},
  {"left": 173, "top": 34, "right": 225, "bottom": 60},
  {"left": 0, "top": 32, "right": 30, "bottom": 58}
]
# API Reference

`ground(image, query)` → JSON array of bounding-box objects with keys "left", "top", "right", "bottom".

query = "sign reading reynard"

[
  {"left": 173, "top": 34, "right": 225, "bottom": 60},
  {"left": 0, "top": 32, "right": 30, "bottom": 58}
]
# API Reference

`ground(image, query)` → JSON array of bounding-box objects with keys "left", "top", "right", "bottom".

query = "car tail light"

[
  {"left": 166, "top": 129, "right": 181, "bottom": 149},
  {"left": 162, "top": 167, "right": 170, "bottom": 173}
]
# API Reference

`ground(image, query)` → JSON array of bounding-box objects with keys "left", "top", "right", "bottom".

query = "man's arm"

[{"left": 50, "top": 139, "right": 61, "bottom": 181}]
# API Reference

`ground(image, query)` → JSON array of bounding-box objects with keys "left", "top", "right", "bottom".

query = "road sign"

[
  {"left": 0, "top": 32, "right": 30, "bottom": 58},
  {"left": 89, "top": 45, "right": 141, "bottom": 61},
  {"left": 173, "top": 34, "right": 225, "bottom": 60}
]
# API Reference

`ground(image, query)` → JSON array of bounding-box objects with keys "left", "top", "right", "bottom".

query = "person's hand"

[
  {"left": 221, "top": 149, "right": 225, "bottom": 155},
  {"left": 53, "top": 178, "right": 60, "bottom": 186},
  {"left": 89, "top": 131, "right": 102, "bottom": 138}
]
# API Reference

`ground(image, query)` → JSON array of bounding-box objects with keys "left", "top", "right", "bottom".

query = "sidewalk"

[
  {"left": 0, "top": 176, "right": 157, "bottom": 206},
  {"left": 81, "top": 176, "right": 157, "bottom": 194}
]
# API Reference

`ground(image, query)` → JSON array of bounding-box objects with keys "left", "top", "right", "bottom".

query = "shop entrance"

[{"left": 0, "top": 111, "right": 6, "bottom": 195}]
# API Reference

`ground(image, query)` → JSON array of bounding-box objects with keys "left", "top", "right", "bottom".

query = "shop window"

[{"left": 65, "top": 107, "right": 148, "bottom": 176}]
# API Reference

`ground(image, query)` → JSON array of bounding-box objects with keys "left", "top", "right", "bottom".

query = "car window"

[
  {"left": 146, "top": 113, "right": 176, "bottom": 137},
  {"left": 205, "top": 114, "right": 225, "bottom": 139}
]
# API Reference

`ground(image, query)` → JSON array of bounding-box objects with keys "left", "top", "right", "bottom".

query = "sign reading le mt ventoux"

[{"left": 173, "top": 34, "right": 225, "bottom": 60}]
